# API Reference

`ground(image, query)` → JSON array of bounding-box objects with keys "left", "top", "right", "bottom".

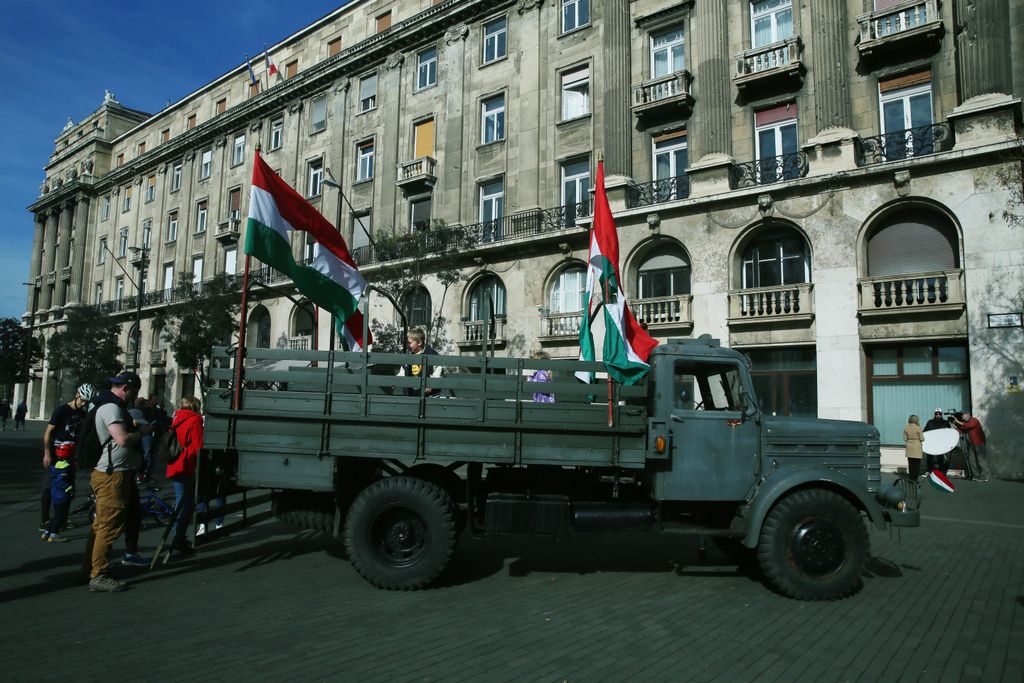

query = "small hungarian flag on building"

[
  {"left": 928, "top": 469, "right": 955, "bottom": 493},
  {"left": 576, "top": 161, "right": 658, "bottom": 385},
  {"left": 264, "top": 48, "right": 278, "bottom": 79},
  {"left": 245, "top": 151, "right": 370, "bottom": 350}
]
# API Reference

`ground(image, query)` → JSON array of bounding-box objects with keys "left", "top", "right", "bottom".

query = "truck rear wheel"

[
  {"left": 757, "top": 489, "right": 868, "bottom": 601},
  {"left": 344, "top": 476, "right": 456, "bottom": 590}
]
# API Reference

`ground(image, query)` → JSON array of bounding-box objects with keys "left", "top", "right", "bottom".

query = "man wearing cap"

[
  {"left": 923, "top": 409, "right": 951, "bottom": 473},
  {"left": 952, "top": 411, "right": 989, "bottom": 482},
  {"left": 84, "top": 372, "right": 153, "bottom": 592}
]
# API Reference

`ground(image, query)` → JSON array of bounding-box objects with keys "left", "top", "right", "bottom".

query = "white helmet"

[{"left": 77, "top": 383, "right": 96, "bottom": 402}]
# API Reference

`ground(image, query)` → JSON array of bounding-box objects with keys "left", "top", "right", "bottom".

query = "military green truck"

[{"left": 204, "top": 337, "right": 918, "bottom": 600}]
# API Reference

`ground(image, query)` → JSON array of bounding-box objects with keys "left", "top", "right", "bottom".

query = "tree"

[
  {"left": 153, "top": 272, "right": 241, "bottom": 395},
  {"left": 46, "top": 307, "right": 123, "bottom": 391},
  {"left": 999, "top": 129, "right": 1024, "bottom": 231},
  {"left": 0, "top": 317, "right": 42, "bottom": 396}
]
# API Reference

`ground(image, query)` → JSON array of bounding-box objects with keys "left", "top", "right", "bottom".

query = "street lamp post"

[{"left": 128, "top": 246, "right": 149, "bottom": 372}]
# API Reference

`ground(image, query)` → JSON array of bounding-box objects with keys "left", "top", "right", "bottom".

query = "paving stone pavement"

[{"left": 1, "top": 422, "right": 1022, "bottom": 682}]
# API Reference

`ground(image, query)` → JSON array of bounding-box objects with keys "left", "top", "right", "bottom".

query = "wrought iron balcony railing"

[
  {"left": 731, "top": 152, "right": 808, "bottom": 188},
  {"left": 855, "top": 122, "right": 952, "bottom": 165},
  {"left": 627, "top": 175, "right": 690, "bottom": 208}
]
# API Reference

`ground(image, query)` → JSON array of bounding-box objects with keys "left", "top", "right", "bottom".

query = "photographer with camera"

[{"left": 952, "top": 411, "right": 989, "bottom": 482}]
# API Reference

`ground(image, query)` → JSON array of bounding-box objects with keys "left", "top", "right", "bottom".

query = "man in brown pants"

[{"left": 83, "top": 372, "right": 152, "bottom": 592}]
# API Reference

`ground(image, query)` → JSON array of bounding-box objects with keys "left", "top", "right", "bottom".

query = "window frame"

[
  {"left": 171, "top": 162, "right": 183, "bottom": 191},
  {"left": 310, "top": 94, "right": 328, "bottom": 133},
  {"left": 480, "top": 94, "right": 506, "bottom": 144},
  {"left": 269, "top": 117, "right": 284, "bottom": 150},
  {"left": 750, "top": 0, "right": 794, "bottom": 48},
  {"left": 145, "top": 175, "right": 157, "bottom": 203},
  {"left": 199, "top": 148, "right": 213, "bottom": 180},
  {"left": 416, "top": 47, "right": 438, "bottom": 90},
  {"left": 307, "top": 158, "right": 325, "bottom": 198},
  {"left": 167, "top": 211, "right": 179, "bottom": 243},
  {"left": 100, "top": 196, "right": 111, "bottom": 221},
  {"left": 356, "top": 140, "right": 375, "bottom": 182},
  {"left": 482, "top": 17, "right": 508, "bottom": 64},
  {"left": 196, "top": 199, "right": 208, "bottom": 234},
  {"left": 121, "top": 185, "right": 133, "bottom": 213},
  {"left": 97, "top": 237, "right": 108, "bottom": 264},
  {"left": 141, "top": 220, "right": 152, "bottom": 249},
  {"left": 740, "top": 231, "right": 810, "bottom": 289},
  {"left": 560, "top": 65, "right": 590, "bottom": 121},
  {"left": 561, "top": 0, "right": 591, "bottom": 34},
  {"left": 231, "top": 132, "right": 246, "bottom": 166},
  {"left": 650, "top": 26, "right": 686, "bottom": 78},
  {"left": 358, "top": 73, "right": 378, "bottom": 113}
]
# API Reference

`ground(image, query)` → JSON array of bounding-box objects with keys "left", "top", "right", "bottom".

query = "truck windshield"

[{"left": 673, "top": 361, "right": 744, "bottom": 411}]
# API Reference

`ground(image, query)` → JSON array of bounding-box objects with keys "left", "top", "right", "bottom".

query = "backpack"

[
  {"left": 76, "top": 405, "right": 114, "bottom": 473},
  {"left": 160, "top": 422, "right": 188, "bottom": 465}
]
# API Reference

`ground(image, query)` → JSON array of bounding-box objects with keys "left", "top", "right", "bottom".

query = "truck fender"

[{"left": 740, "top": 468, "right": 887, "bottom": 549}]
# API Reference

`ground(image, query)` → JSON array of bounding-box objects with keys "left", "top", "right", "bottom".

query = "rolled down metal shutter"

[{"left": 867, "top": 210, "right": 958, "bottom": 276}]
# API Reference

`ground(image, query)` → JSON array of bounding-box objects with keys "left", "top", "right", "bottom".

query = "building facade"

[{"left": 22, "top": 0, "right": 1024, "bottom": 474}]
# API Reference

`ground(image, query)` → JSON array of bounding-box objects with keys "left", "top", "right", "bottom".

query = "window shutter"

[
  {"left": 879, "top": 69, "right": 931, "bottom": 93},
  {"left": 755, "top": 102, "right": 797, "bottom": 127},
  {"left": 867, "top": 213, "right": 957, "bottom": 276},
  {"left": 653, "top": 129, "right": 687, "bottom": 144}
]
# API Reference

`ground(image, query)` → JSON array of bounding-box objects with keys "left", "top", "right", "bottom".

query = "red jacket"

[
  {"left": 165, "top": 408, "right": 204, "bottom": 479},
  {"left": 957, "top": 417, "right": 986, "bottom": 446}
]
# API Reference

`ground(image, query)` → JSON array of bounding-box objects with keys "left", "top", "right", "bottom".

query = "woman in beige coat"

[{"left": 904, "top": 414, "right": 924, "bottom": 478}]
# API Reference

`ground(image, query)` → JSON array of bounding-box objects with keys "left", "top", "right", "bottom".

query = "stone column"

[
  {"left": 67, "top": 196, "right": 91, "bottom": 305},
  {"left": 27, "top": 214, "right": 45, "bottom": 312},
  {"left": 808, "top": 0, "right": 852, "bottom": 131},
  {"left": 689, "top": 0, "right": 732, "bottom": 160},
  {"left": 954, "top": 0, "right": 1012, "bottom": 100},
  {"left": 55, "top": 199, "right": 75, "bottom": 306},
  {"left": 601, "top": 0, "right": 633, "bottom": 177},
  {"left": 38, "top": 208, "right": 59, "bottom": 310}
]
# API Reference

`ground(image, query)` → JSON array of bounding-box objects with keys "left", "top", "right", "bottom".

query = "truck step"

[{"left": 659, "top": 522, "right": 744, "bottom": 538}]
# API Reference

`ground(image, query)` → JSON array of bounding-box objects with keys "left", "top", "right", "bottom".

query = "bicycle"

[{"left": 140, "top": 492, "right": 177, "bottom": 526}]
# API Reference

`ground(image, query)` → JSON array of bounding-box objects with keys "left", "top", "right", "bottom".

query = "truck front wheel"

[
  {"left": 344, "top": 476, "right": 456, "bottom": 590},
  {"left": 757, "top": 489, "right": 868, "bottom": 600}
]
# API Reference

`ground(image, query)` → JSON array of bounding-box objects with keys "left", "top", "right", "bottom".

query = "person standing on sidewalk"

[
  {"left": 40, "top": 384, "right": 93, "bottom": 542},
  {"left": 0, "top": 399, "right": 10, "bottom": 431},
  {"left": 84, "top": 372, "right": 153, "bottom": 592},
  {"left": 953, "top": 411, "right": 989, "bottom": 481},
  {"left": 167, "top": 396, "right": 204, "bottom": 555},
  {"left": 15, "top": 400, "right": 28, "bottom": 430},
  {"left": 903, "top": 414, "right": 924, "bottom": 479}
]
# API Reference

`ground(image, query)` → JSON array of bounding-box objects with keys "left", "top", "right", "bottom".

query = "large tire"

[
  {"left": 757, "top": 489, "right": 868, "bottom": 600},
  {"left": 344, "top": 477, "right": 456, "bottom": 590}
]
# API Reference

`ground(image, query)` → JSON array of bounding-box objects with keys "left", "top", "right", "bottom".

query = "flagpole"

[
  {"left": 605, "top": 269, "right": 613, "bottom": 428},
  {"left": 233, "top": 255, "right": 251, "bottom": 411}
]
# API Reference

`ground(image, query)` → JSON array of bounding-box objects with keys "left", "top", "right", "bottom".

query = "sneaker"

[
  {"left": 214, "top": 521, "right": 224, "bottom": 531},
  {"left": 47, "top": 533, "right": 70, "bottom": 543},
  {"left": 196, "top": 523, "right": 206, "bottom": 536},
  {"left": 40, "top": 531, "right": 50, "bottom": 541},
  {"left": 121, "top": 552, "right": 150, "bottom": 567},
  {"left": 88, "top": 575, "right": 127, "bottom": 592}
]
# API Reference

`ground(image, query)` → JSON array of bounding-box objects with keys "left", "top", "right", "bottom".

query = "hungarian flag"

[
  {"left": 576, "top": 161, "right": 658, "bottom": 385},
  {"left": 264, "top": 48, "right": 278, "bottom": 79},
  {"left": 928, "top": 470, "right": 955, "bottom": 493},
  {"left": 245, "top": 151, "right": 370, "bottom": 350}
]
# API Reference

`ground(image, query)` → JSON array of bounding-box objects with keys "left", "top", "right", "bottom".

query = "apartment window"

[
  {"left": 402, "top": 286, "right": 432, "bottom": 328},
  {"left": 224, "top": 246, "right": 238, "bottom": 276},
  {"left": 358, "top": 74, "right": 377, "bottom": 113},
  {"left": 192, "top": 255, "right": 204, "bottom": 284},
  {"left": 161, "top": 128, "right": 171, "bottom": 143},
  {"left": 117, "top": 227, "right": 129, "bottom": 256},
  {"left": 167, "top": 211, "right": 179, "bottom": 242},
  {"left": 142, "top": 220, "right": 152, "bottom": 249},
  {"left": 479, "top": 178, "right": 504, "bottom": 242},
  {"left": 376, "top": 10, "right": 392, "bottom": 33},
  {"left": 196, "top": 200, "right": 208, "bottom": 233},
  {"left": 327, "top": 37, "right": 342, "bottom": 57},
  {"left": 186, "top": 113, "right": 197, "bottom": 130},
  {"left": 116, "top": 153, "right": 124, "bottom": 167},
  {"left": 249, "top": 82, "right": 260, "bottom": 99},
  {"left": 651, "top": 27, "right": 685, "bottom": 78},
  {"left": 745, "top": 348, "right": 817, "bottom": 418},
  {"left": 121, "top": 186, "right": 133, "bottom": 213},
  {"left": 171, "top": 162, "right": 182, "bottom": 191},
  {"left": 751, "top": 0, "right": 793, "bottom": 48},
  {"left": 303, "top": 233, "right": 319, "bottom": 262},
  {"left": 754, "top": 104, "right": 799, "bottom": 181},
  {"left": 97, "top": 237, "right": 108, "bottom": 264},
  {"left": 469, "top": 275, "right": 507, "bottom": 320},
  {"left": 741, "top": 229, "right": 810, "bottom": 289},
  {"left": 228, "top": 188, "right": 242, "bottom": 222},
  {"left": 561, "top": 159, "right": 591, "bottom": 223},
  {"left": 101, "top": 196, "right": 111, "bottom": 221},
  {"left": 94, "top": 283, "right": 103, "bottom": 305},
  {"left": 356, "top": 140, "right": 375, "bottom": 181},
  {"left": 137, "top": 141, "right": 146, "bottom": 156},
  {"left": 638, "top": 246, "right": 691, "bottom": 298},
  {"left": 561, "top": 0, "right": 590, "bottom": 33},
  {"left": 417, "top": 47, "right": 437, "bottom": 90},
  {"left": 483, "top": 17, "right": 507, "bottom": 64},
  {"left": 352, "top": 212, "right": 372, "bottom": 254},
  {"left": 481, "top": 94, "right": 505, "bottom": 144},
  {"left": 880, "top": 75, "right": 934, "bottom": 160},
  {"left": 311, "top": 94, "right": 327, "bottom": 133},
  {"left": 199, "top": 148, "right": 212, "bottom": 179},
  {"left": 285, "top": 60, "right": 298, "bottom": 79},
  {"left": 308, "top": 159, "right": 324, "bottom": 197},
  {"left": 216, "top": 98, "right": 227, "bottom": 115},
  {"left": 410, "top": 196, "right": 433, "bottom": 232},
  {"left": 269, "top": 117, "right": 284, "bottom": 150},
  {"left": 413, "top": 118, "right": 435, "bottom": 158},
  {"left": 561, "top": 67, "right": 590, "bottom": 120},
  {"left": 145, "top": 175, "right": 157, "bottom": 203},
  {"left": 163, "top": 263, "right": 174, "bottom": 291},
  {"left": 232, "top": 133, "right": 245, "bottom": 166},
  {"left": 551, "top": 267, "right": 587, "bottom": 314},
  {"left": 652, "top": 131, "right": 690, "bottom": 200},
  {"left": 115, "top": 277, "right": 124, "bottom": 301}
]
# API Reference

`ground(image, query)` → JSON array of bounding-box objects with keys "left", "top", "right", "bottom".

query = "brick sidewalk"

[{"left": 1, "top": 424, "right": 1021, "bottom": 682}]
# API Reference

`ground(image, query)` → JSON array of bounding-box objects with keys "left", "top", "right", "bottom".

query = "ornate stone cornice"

[
  {"left": 385, "top": 52, "right": 405, "bottom": 70},
  {"left": 444, "top": 24, "right": 469, "bottom": 44},
  {"left": 515, "top": 0, "right": 543, "bottom": 15}
]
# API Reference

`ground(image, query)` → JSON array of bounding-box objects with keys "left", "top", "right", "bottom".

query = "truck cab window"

[{"left": 674, "top": 361, "right": 743, "bottom": 411}]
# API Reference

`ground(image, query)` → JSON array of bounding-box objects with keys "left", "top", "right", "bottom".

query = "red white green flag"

[
  {"left": 576, "top": 161, "right": 658, "bottom": 384},
  {"left": 245, "top": 151, "right": 370, "bottom": 350}
]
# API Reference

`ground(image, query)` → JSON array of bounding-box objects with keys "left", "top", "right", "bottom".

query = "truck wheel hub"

[
  {"left": 790, "top": 520, "right": 845, "bottom": 576},
  {"left": 371, "top": 508, "right": 427, "bottom": 567}
]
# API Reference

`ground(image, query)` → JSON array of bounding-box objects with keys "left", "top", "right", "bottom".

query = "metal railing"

[
  {"left": 628, "top": 294, "right": 693, "bottom": 328},
  {"left": 460, "top": 317, "right": 507, "bottom": 344},
  {"left": 632, "top": 71, "right": 691, "bottom": 109},
  {"left": 731, "top": 152, "right": 808, "bottom": 188},
  {"left": 627, "top": 175, "right": 690, "bottom": 208},
  {"left": 858, "top": 0, "right": 936, "bottom": 42},
  {"left": 541, "top": 311, "right": 583, "bottom": 337},
  {"left": 729, "top": 283, "right": 814, "bottom": 321},
  {"left": 855, "top": 122, "right": 952, "bottom": 165},
  {"left": 734, "top": 36, "right": 801, "bottom": 76},
  {"left": 857, "top": 270, "right": 964, "bottom": 312}
]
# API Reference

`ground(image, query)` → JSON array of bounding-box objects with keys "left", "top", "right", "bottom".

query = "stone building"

[{"left": 21, "top": 0, "right": 1024, "bottom": 474}]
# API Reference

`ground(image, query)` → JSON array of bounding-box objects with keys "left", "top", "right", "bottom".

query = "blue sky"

[{"left": 0, "top": 0, "right": 345, "bottom": 320}]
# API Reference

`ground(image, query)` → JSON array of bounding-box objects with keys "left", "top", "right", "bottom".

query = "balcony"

[
  {"left": 731, "top": 152, "right": 808, "bottom": 188},
  {"left": 733, "top": 37, "right": 804, "bottom": 98},
  {"left": 857, "top": 0, "right": 943, "bottom": 64},
  {"left": 458, "top": 317, "right": 507, "bottom": 349},
  {"left": 631, "top": 71, "right": 693, "bottom": 120},
  {"left": 539, "top": 311, "right": 582, "bottom": 342},
  {"left": 855, "top": 123, "right": 952, "bottom": 166},
  {"left": 728, "top": 283, "right": 814, "bottom": 326},
  {"left": 857, "top": 270, "right": 965, "bottom": 319},
  {"left": 287, "top": 335, "right": 311, "bottom": 350},
  {"left": 215, "top": 219, "right": 241, "bottom": 243},
  {"left": 149, "top": 348, "right": 167, "bottom": 366},
  {"left": 629, "top": 295, "right": 693, "bottom": 333},
  {"left": 627, "top": 175, "right": 690, "bottom": 208},
  {"left": 396, "top": 156, "right": 437, "bottom": 194}
]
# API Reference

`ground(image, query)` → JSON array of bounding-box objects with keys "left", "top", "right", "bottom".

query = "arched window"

[
  {"left": 247, "top": 306, "right": 271, "bottom": 349},
  {"left": 741, "top": 229, "right": 810, "bottom": 288},
  {"left": 152, "top": 325, "right": 171, "bottom": 350},
  {"left": 402, "top": 286, "right": 432, "bottom": 328},
  {"left": 126, "top": 325, "right": 139, "bottom": 358},
  {"left": 637, "top": 245, "right": 691, "bottom": 298},
  {"left": 550, "top": 267, "right": 586, "bottom": 313},
  {"left": 866, "top": 208, "right": 958, "bottom": 277},
  {"left": 468, "top": 275, "right": 506, "bottom": 320},
  {"left": 292, "top": 302, "right": 315, "bottom": 338}
]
